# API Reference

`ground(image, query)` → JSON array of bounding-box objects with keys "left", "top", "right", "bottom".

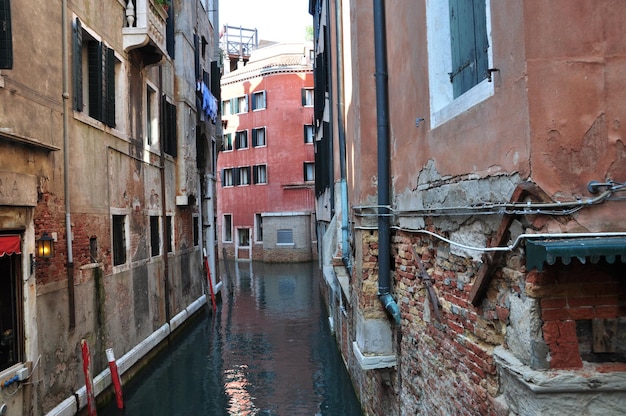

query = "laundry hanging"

[{"left": 196, "top": 81, "right": 218, "bottom": 124}]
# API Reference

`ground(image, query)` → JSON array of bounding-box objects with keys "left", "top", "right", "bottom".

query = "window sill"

[{"left": 431, "top": 79, "right": 494, "bottom": 129}]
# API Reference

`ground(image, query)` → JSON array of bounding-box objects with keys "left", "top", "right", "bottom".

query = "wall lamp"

[{"left": 37, "top": 232, "right": 55, "bottom": 258}]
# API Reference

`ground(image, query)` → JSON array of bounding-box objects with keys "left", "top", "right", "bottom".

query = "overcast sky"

[{"left": 219, "top": 0, "right": 312, "bottom": 43}]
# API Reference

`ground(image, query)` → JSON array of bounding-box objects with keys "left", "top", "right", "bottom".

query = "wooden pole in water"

[
  {"left": 106, "top": 348, "right": 124, "bottom": 409},
  {"left": 81, "top": 339, "right": 97, "bottom": 416},
  {"left": 204, "top": 248, "right": 217, "bottom": 312}
]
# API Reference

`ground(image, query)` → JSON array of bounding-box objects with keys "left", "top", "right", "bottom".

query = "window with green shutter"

[
  {"left": 0, "top": 0, "right": 12, "bottom": 69},
  {"left": 448, "top": 0, "right": 488, "bottom": 98}
]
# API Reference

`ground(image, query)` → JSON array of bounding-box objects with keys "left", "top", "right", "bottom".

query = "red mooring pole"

[
  {"left": 203, "top": 249, "right": 217, "bottom": 312},
  {"left": 106, "top": 348, "right": 124, "bottom": 409},
  {"left": 81, "top": 339, "right": 97, "bottom": 416}
]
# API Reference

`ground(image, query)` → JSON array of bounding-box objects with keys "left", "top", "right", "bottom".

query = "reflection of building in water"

[{"left": 221, "top": 262, "right": 319, "bottom": 414}]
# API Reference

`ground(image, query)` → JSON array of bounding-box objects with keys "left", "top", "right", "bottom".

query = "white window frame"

[
  {"left": 252, "top": 90, "right": 266, "bottom": 111},
  {"left": 426, "top": 0, "right": 494, "bottom": 128}
]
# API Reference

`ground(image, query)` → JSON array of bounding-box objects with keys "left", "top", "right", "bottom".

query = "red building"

[{"left": 218, "top": 41, "right": 316, "bottom": 262}]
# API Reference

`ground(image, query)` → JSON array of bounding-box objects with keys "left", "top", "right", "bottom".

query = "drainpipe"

[
  {"left": 373, "top": 0, "right": 400, "bottom": 324},
  {"left": 62, "top": 0, "right": 76, "bottom": 329},
  {"left": 334, "top": 0, "right": 351, "bottom": 273}
]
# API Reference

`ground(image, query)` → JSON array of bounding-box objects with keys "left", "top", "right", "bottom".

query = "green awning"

[{"left": 526, "top": 237, "right": 626, "bottom": 271}]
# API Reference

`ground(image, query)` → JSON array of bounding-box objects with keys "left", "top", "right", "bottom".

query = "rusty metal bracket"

[{"left": 411, "top": 244, "right": 442, "bottom": 322}]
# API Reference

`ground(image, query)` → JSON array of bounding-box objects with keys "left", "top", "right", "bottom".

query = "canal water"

[{"left": 101, "top": 261, "right": 362, "bottom": 416}]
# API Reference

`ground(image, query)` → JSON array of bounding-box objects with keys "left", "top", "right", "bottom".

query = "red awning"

[{"left": 0, "top": 235, "right": 21, "bottom": 257}]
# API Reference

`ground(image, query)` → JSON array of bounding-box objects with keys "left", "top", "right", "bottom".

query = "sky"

[{"left": 219, "top": 0, "right": 312, "bottom": 43}]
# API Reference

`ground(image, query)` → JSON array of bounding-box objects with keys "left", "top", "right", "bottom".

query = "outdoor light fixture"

[{"left": 37, "top": 232, "right": 55, "bottom": 258}]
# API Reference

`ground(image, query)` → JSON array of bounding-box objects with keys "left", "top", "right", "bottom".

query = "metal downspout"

[
  {"left": 62, "top": 0, "right": 76, "bottom": 329},
  {"left": 335, "top": 0, "right": 351, "bottom": 273},
  {"left": 373, "top": 0, "right": 400, "bottom": 324}
]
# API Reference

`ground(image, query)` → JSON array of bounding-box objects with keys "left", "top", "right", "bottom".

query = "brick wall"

[{"left": 527, "top": 263, "right": 626, "bottom": 369}]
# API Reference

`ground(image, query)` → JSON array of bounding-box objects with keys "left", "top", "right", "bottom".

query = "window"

[
  {"left": 238, "top": 228, "right": 250, "bottom": 247},
  {"left": 223, "top": 133, "right": 234, "bottom": 151},
  {"left": 223, "top": 214, "right": 232, "bottom": 242},
  {"left": 253, "top": 164, "right": 267, "bottom": 184},
  {"left": 89, "top": 237, "right": 98, "bottom": 262},
  {"left": 427, "top": 0, "right": 493, "bottom": 127},
  {"left": 222, "top": 168, "right": 233, "bottom": 187},
  {"left": 235, "top": 130, "right": 248, "bottom": 149},
  {"left": 448, "top": 0, "right": 488, "bottom": 98},
  {"left": 304, "top": 162, "right": 315, "bottom": 182},
  {"left": 301, "top": 88, "right": 314, "bottom": 106},
  {"left": 0, "top": 0, "right": 12, "bottom": 69},
  {"left": 238, "top": 166, "right": 251, "bottom": 186},
  {"left": 222, "top": 99, "right": 231, "bottom": 116},
  {"left": 277, "top": 229, "right": 293, "bottom": 245},
  {"left": 304, "top": 125, "right": 314, "bottom": 144},
  {"left": 193, "top": 216, "right": 199, "bottom": 247},
  {"left": 161, "top": 96, "right": 177, "bottom": 157},
  {"left": 150, "top": 216, "right": 160, "bottom": 257},
  {"left": 112, "top": 215, "right": 127, "bottom": 266},
  {"left": 146, "top": 85, "right": 158, "bottom": 146},
  {"left": 252, "top": 127, "right": 266, "bottom": 147},
  {"left": 255, "top": 213, "right": 263, "bottom": 242},
  {"left": 73, "top": 18, "right": 118, "bottom": 127},
  {"left": 234, "top": 95, "right": 248, "bottom": 113},
  {"left": 0, "top": 237, "right": 23, "bottom": 371},
  {"left": 251, "top": 90, "right": 266, "bottom": 110},
  {"left": 166, "top": 216, "right": 173, "bottom": 253}
]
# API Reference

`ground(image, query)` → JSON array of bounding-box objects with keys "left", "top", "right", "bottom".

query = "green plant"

[{"left": 155, "top": 0, "right": 170, "bottom": 6}]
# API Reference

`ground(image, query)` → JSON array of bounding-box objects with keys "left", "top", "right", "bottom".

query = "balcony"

[{"left": 122, "top": 0, "right": 168, "bottom": 60}]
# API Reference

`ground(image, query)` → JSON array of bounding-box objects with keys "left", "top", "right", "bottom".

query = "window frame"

[
  {"left": 277, "top": 229, "right": 294, "bottom": 245},
  {"left": 253, "top": 164, "right": 267, "bottom": 184},
  {"left": 301, "top": 88, "right": 314, "bottom": 107},
  {"left": 252, "top": 127, "right": 266, "bottom": 147},
  {"left": 222, "top": 168, "right": 234, "bottom": 187},
  {"left": 0, "top": 0, "right": 13, "bottom": 69},
  {"left": 0, "top": 245, "right": 24, "bottom": 371},
  {"left": 255, "top": 213, "right": 263, "bottom": 243},
  {"left": 304, "top": 162, "right": 315, "bottom": 182},
  {"left": 238, "top": 166, "right": 251, "bottom": 186},
  {"left": 150, "top": 215, "right": 160, "bottom": 257},
  {"left": 234, "top": 94, "right": 248, "bottom": 114},
  {"left": 251, "top": 90, "right": 266, "bottom": 111},
  {"left": 304, "top": 124, "right": 314, "bottom": 144},
  {"left": 223, "top": 214, "right": 233, "bottom": 242},
  {"left": 223, "top": 133, "right": 234, "bottom": 151},
  {"left": 426, "top": 0, "right": 494, "bottom": 128},
  {"left": 112, "top": 214, "right": 127, "bottom": 266},
  {"left": 235, "top": 130, "right": 248, "bottom": 150}
]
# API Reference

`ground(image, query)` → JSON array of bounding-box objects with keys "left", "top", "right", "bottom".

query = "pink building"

[{"left": 218, "top": 41, "right": 316, "bottom": 262}]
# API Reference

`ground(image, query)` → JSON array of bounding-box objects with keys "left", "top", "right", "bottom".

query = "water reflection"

[{"left": 101, "top": 261, "right": 362, "bottom": 416}]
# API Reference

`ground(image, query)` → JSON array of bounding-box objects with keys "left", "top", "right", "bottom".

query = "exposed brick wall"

[{"left": 527, "top": 263, "right": 626, "bottom": 369}]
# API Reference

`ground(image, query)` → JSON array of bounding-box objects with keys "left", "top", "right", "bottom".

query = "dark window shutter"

[
  {"left": 252, "top": 129, "right": 257, "bottom": 147},
  {"left": 221, "top": 169, "right": 225, "bottom": 187},
  {"left": 72, "top": 18, "right": 83, "bottom": 111},
  {"left": 449, "top": 0, "right": 488, "bottom": 98},
  {"left": 87, "top": 40, "right": 103, "bottom": 121},
  {"left": 193, "top": 34, "right": 199, "bottom": 80},
  {"left": 251, "top": 94, "right": 256, "bottom": 111},
  {"left": 253, "top": 165, "right": 258, "bottom": 184},
  {"left": 233, "top": 168, "right": 240, "bottom": 186},
  {"left": 210, "top": 61, "right": 221, "bottom": 103},
  {"left": 303, "top": 125, "right": 307, "bottom": 143},
  {"left": 301, "top": 88, "right": 306, "bottom": 106},
  {"left": 105, "top": 47, "right": 116, "bottom": 127},
  {"left": 166, "top": 7, "right": 175, "bottom": 59},
  {"left": 0, "top": 0, "right": 12, "bottom": 69}
]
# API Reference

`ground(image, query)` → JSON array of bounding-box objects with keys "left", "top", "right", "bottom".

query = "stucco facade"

[
  {"left": 311, "top": 0, "right": 626, "bottom": 415},
  {"left": 0, "top": 1, "right": 221, "bottom": 414},
  {"left": 218, "top": 42, "right": 316, "bottom": 263}
]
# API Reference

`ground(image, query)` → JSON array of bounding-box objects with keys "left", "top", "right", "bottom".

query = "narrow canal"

[{"left": 101, "top": 261, "right": 362, "bottom": 416}]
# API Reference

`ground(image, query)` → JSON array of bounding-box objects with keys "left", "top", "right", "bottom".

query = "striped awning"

[{"left": 0, "top": 235, "right": 21, "bottom": 257}]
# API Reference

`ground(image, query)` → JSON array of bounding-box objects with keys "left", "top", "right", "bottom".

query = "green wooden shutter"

[
  {"left": 252, "top": 129, "right": 258, "bottom": 147},
  {"left": 105, "top": 47, "right": 116, "bottom": 127},
  {"left": 253, "top": 165, "right": 258, "bottom": 184},
  {"left": 0, "top": 0, "right": 12, "bottom": 69},
  {"left": 301, "top": 88, "right": 306, "bottom": 106},
  {"left": 72, "top": 18, "right": 83, "bottom": 111},
  {"left": 87, "top": 40, "right": 103, "bottom": 121},
  {"left": 449, "top": 0, "right": 487, "bottom": 98}
]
